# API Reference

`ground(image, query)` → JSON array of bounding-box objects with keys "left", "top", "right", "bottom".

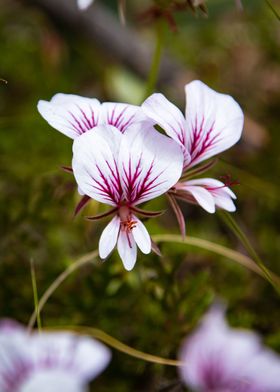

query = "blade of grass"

[
  {"left": 30, "top": 259, "right": 42, "bottom": 331},
  {"left": 29, "top": 236, "right": 280, "bottom": 331},
  {"left": 218, "top": 211, "right": 279, "bottom": 293},
  {"left": 152, "top": 234, "right": 280, "bottom": 288},
  {"left": 265, "top": 0, "right": 280, "bottom": 21},
  {"left": 28, "top": 250, "right": 99, "bottom": 331}
]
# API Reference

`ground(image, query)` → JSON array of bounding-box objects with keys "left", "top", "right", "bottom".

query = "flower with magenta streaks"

[
  {"left": 0, "top": 320, "right": 111, "bottom": 392},
  {"left": 72, "top": 122, "right": 184, "bottom": 270},
  {"left": 179, "top": 306, "right": 280, "bottom": 392},
  {"left": 37, "top": 93, "right": 153, "bottom": 213},
  {"left": 142, "top": 80, "right": 244, "bottom": 234},
  {"left": 38, "top": 93, "right": 149, "bottom": 140}
]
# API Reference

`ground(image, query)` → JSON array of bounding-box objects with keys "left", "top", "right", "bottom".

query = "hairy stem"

[{"left": 144, "top": 21, "right": 164, "bottom": 99}]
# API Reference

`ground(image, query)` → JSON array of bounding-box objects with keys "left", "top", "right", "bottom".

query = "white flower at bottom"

[
  {"left": 178, "top": 306, "right": 280, "bottom": 392},
  {"left": 0, "top": 320, "right": 111, "bottom": 392}
]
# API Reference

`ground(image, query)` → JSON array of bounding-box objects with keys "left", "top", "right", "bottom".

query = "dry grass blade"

[{"left": 152, "top": 234, "right": 280, "bottom": 287}]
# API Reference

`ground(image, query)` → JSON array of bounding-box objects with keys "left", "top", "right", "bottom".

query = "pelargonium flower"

[
  {"left": 37, "top": 93, "right": 152, "bottom": 213},
  {"left": 77, "top": 0, "right": 94, "bottom": 10},
  {"left": 179, "top": 306, "right": 280, "bottom": 392},
  {"left": 72, "top": 123, "right": 184, "bottom": 270},
  {"left": 0, "top": 319, "right": 111, "bottom": 392},
  {"left": 142, "top": 80, "right": 244, "bottom": 234},
  {"left": 37, "top": 93, "right": 149, "bottom": 140}
]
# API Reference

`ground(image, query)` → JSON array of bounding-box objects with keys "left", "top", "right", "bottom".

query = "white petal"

[
  {"left": 119, "top": 124, "right": 184, "bottom": 205},
  {"left": 72, "top": 126, "right": 123, "bottom": 206},
  {"left": 185, "top": 80, "right": 244, "bottom": 167},
  {"left": 38, "top": 94, "right": 101, "bottom": 139},
  {"left": 179, "top": 306, "right": 259, "bottom": 391},
  {"left": 131, "top": 215, "right": 151, "bottom": 254},
  {"left": 142, "top": 93, "right": 191, "bottom": 167},
  {"left": 29, "top": 332, "right": 111, "bottom": 381},
  {"left": 77, "top": 0, "right": 94, "bottom": 10},
  {"left": 20, "top": 370, "right": 83, "bottom": 392},
  {"left": 99, "top": 216, "right": 120, "bottom": 259},
  {"left": 117, "top": 229, "right": 137, "bottom": 271},
  {"left": 186, "top": 178, "right": 236, "bottom": 212},
  {"left": 100, "top": 102, "right": 147, "bottom": 133},
  {"left": 181, "top": 183, "right": 215, "bottom": 213}
]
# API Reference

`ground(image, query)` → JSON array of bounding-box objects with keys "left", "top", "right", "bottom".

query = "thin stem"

[
  {"left": 152, "top": 234, "right": 280, "bottom": 288},
  {"left": 28, "top": 250, "right": 99, "bottom": 330},
  {"left": 144, "top": 21, "right": 164, "bottom": 99},
  {"left": 218, "top": 211, "right": 280, "bottom": 294},
  {"left": 30, "top": 259, "right": 42, "bottom": 331},
  {"left": 49, "top": 326, "right": 183, "bottom": 367},
  {"left": 265, "top": 0, "right": 280, "bottom": 21}
]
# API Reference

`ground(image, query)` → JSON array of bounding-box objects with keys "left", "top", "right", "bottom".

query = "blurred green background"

[{"left": 0, "top": 0, "right": 280, "bottom": 390}]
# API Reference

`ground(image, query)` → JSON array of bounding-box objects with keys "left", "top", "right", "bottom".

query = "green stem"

[
  {"left": 49, "top": 325, "right": 183, "bottom": 367},
  {"left": 28, "top": 250, "right": 99, "bottom": 331},
  {"left": 265, "top": 0, "right": 280, "bottom": 21},
  {"left": 218, "top": 211, "right": 280, "bottom": 294},
  {"left": 28, "top": 236, "right": 280, "bottom": 332},
  {"left": 144, "top": 21, "right": 164, "bottom": 99},
  {"left": 30, "top": 259, "right": 42, "bottom": 331}
]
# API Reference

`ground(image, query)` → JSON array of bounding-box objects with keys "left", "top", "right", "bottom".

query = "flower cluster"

[
  {"left": 38, "top": 80, "right": 244, "bottom": 270},
  {"left": 0, "top": 320, "right": 110, "bottom": 392}
]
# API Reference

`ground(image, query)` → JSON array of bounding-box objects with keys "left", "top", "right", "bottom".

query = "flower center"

[{"left": 118, "top": 206, "right": 137, "bottom": 248}]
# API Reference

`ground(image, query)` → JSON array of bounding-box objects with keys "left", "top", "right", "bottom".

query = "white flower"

[
  {"left": 37, "top": 93, "right": 149, "bottom": 140},
  {"left": 72, "top": 123, "right": 184, "bottom": 270},
  {"left": 142, "top": 80, "right": 244, "bottom": 219},
  {"left": 0, "top": 320, "right": 111, "bottom": 392},
  {"left": 179, "top": 306, "right": 280, "bottom": 392}
]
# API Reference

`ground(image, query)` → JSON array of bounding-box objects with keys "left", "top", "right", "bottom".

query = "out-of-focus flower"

[
  {"left": 0, "top": 319, "right": 111, "bottom": 392},
  {"left": 72, "top": 123, "right": 183, "bottom": 270},
  {"left": 77, "top": 0, "right": 94, "bottom": 11},
  {"left": 142, "top": 80, "right": 244, "bottom": 233},
  {"left": 37, "top": 93, "right": 149, "bottom": 140},
  {"left": 179, "top": 306, "right": 280, "bottom": 392}
]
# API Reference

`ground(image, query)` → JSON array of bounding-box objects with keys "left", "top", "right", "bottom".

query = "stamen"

[
  {"left": 208, "top": 174, "right": 239, "bottom": 191},
  {"left": 121, "top": 219, "right": 137, "bottom": 249},
  {"left": 121, "top": 220, "right": 137, "bottom": 232}
]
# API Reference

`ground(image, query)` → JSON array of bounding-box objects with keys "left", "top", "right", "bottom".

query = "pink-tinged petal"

[
  {"left": 185, "top": 80, "right": 244, "bottom": 167},
  {"left": 77, "top": 0, "right": 94, "bottom": 10},
  {"left": 120, "top": 125, "right": 184, "bottom": 206},
  {"left": 72, "top": 126, "right": 123, "bottom": 206},
  {"left": 20, "top": 371, "right": 83, "bottom": 392},
  {"left": 117, "top": 229, "right": 137, "bottom": 271},
  {"left": 179, "top": 182, "right": 215, "bottom": 213},
  {"left": 31, "top": 332, "right": 110, "bottom": 381},
  {"left": 101, "top": 103, "right": 148, "bottom": 133},
  {"left": 142, "top": 93, "right": 191, "bottom": 167},
  {"left": 131, "top": 215, "right": 151, "bottom": 254},
  {"left": 38, "top": 94, "right": 101, "bottom": 139},
  {"left": 99, "top": 216, "right": 120, "bottom": 259},
  {"left": 179, "top": 306, "right": 280, "bottom": 392},
  {"left": 186, "top": 178, "right": 236, "bottom": 212}
]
